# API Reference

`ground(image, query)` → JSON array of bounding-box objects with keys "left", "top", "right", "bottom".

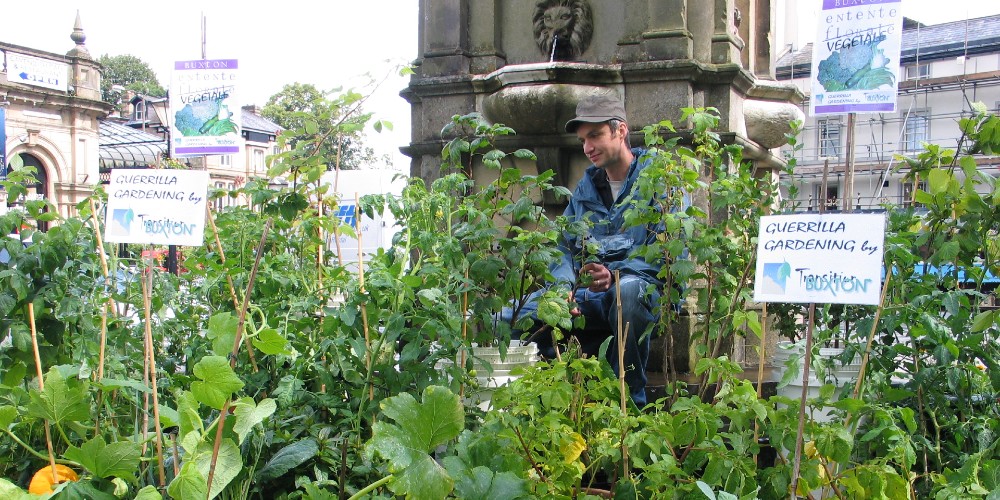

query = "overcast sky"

[
  {"left": 4, "top": 1, "right": 999, "bottom": 171},
  {"left": 3, "top": 1, "right": 419, "bottom": 169}
]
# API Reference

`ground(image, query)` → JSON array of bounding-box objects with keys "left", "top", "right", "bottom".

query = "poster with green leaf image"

[
  {"left": 810, "top": 0, "right": 904, "bottom": 116},
  {"left": 170, "top": 59, "right": 242, "bottom": 157}
]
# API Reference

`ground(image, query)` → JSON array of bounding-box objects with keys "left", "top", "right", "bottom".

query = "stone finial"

[{"left": 67, "top": 11, "right": 92, "bottom": 59}]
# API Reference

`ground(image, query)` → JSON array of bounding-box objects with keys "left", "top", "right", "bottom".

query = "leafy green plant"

[{"left": 2, "top": 87, "right": 999, "bottom": 499}]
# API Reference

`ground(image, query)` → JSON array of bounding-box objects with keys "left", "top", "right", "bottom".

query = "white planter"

[
  {"left": 772, "top": 341, "right": 861, "bottom": 422},
  {"left": 437, "top": 341, "right": 540, "bottom": 410}
]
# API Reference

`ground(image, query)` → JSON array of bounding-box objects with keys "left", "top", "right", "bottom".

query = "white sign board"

[
  {"left": 103, "top": 169, "right": 209, "bottom": 246},
  {"left": 754, "top": 213, "right": 885, "bottom": 305},
  {"left": 323, "top": 170, "right": 406, "bottom": 263},
  {"left": 6, "top": 52, "right": 69, "bottom": 92},
  {"left": 809, "top": 0, "right": 904, "bottom": 116}
]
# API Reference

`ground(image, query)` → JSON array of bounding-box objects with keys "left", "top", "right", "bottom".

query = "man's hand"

[
  {"left": 581, "top": 262, "right": 612, "bottom": 292},
  {"left": 568, "top": 291, "right": 580, "bottom": 316}
]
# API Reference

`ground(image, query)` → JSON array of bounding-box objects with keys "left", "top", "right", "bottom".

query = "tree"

[
  {"left": 98, "top": 54, "right": 166, "bottom": 104},
  {"left": 262, "top": 83, "right": 387, "bottom": 170}
]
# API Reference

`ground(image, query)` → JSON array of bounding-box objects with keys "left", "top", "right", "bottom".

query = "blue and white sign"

[
  {"left": 7, "top": 52, "right": 68, "bottom": 92},
  {"left": 754, "top": 213, "right": 885, "bottom": 305},
  {"left": 809, "top": 0, "right": 904, "bottom": 116},
  {"left": 103, "top": 169, "right": 209, "bottom": 246}
]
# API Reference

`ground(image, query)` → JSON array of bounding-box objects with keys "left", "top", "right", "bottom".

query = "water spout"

[{"left": 550, "top": 35, "right": 558, "bottom": 62}]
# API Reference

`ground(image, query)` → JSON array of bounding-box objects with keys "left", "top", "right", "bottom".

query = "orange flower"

[{"left": 28, "top": 465, "right": 78, "bottom": 495}]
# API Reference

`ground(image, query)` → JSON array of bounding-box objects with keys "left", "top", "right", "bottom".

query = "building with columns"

[
  {"left": 2, "top": 15, "right": 283, "bottom": 220},
  {"left": 1, "top": 14, "right": 112, "bottom": 218}
]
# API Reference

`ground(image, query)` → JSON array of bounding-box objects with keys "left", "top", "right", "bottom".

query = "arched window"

[{"left": 10, "top": 153, "right": 50, "bottom": 231}]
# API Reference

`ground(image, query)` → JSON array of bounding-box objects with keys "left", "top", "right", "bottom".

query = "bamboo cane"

[
  {"left": 614, "top": 270, "right": 630, "bottom": 481},
  {"left": 140, "top": 265, "right": 166, "bottom": 487},
  {"left": 206, "top": 218, "right": 271, "bottom": 500},
  {"left": 205, "top": 204, "right": 258, "bottom": 372},
  {"left": 754, "top": 302, "right": 768, "bottom": 467},
  {"left": 27, "top": 303, "right": 58, "bottom": 484},
  {"left": 460, "top": 268, "right": 469, "bottom": 399},
  {"left": 88, "top": 198, "right": 114, "bottom": 382},
  {"left": 790, "top": 303, "right": 817, "bottom": 499},
  {"left": 357, "top": 192, "right": 373, "bottom": 401}
]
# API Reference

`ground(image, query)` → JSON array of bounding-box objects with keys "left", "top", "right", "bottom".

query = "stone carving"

[
  {"left": 532, "top": 0, "right": 593, "bottom": 61},
  {"left": 743, "top": 99, "right": 805, "bottom": 149}
]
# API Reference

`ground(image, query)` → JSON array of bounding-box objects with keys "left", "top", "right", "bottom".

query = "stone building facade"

[
  {"left": 403, "top": 0, "right": 804, "bottom": 193},
  {"left": 1, "top": 14, "right": 112, "bottom": 217}
]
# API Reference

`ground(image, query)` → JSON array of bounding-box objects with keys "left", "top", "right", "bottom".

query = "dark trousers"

[{"left": 501, "top": 275, "right": 660, "bottom": 406}]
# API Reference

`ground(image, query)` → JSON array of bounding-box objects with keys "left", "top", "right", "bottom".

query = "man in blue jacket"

[{"left": 510, "top": 93, "right": 666, "bottom": 405}]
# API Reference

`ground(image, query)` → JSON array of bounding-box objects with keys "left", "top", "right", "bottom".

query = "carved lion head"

[{"left": 532, "top": 0, "right": 593, "bottom": 61}]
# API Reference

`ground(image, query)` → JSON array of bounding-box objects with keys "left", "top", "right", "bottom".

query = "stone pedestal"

[{"left": 404, "top": 0, "right": 805, "bottom": 372}]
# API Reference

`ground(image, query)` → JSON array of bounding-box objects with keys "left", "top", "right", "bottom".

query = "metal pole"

[{"left": 843, "top": 112, "right": 856, "bottom": 213}]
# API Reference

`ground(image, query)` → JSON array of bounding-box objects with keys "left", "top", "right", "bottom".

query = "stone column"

[
  {"left": 419, "top": 0, "right": 471, "bottom": 77},
  {"left": 468, "top": 0, "right": 506, "bottom": 74},
  {"left": 711, "top": 0, "right": 744, "bottom": 65},
  {"left": 641, "top": 0, "right": 692, "bottom": 60},
  {"left": 753, "top": 0, "right": 775, "bottom": 78}
]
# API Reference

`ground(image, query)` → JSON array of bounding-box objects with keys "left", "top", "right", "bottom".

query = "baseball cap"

[{"left": 564, "top": 93, "right": 627, "bottom": 133}]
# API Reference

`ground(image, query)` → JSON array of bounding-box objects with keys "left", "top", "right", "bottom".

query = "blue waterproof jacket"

[{"left": 550, "top": 147, "right": 666, "bottom": 288}]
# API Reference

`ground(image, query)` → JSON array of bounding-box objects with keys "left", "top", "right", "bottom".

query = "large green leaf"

[
  {"left": 0, "top": 405, "right": 16, "bottom": 429},
  {"left": 49, "top": 479, "right": 118, "bottom": 500},
  {"left": 252, "top": 328, "right": 291, "bottom": 355},
  {"left": 64, "top": 436, "right": 141, "bottom": 483},
  {"left": 190, "top": 356, "right": 244, "bottom": 410},
  {"left": 167, "top": 463, "right": 207, "bottom": 500},
  {"left": 206, "top": 312, "right": 239, "bottom": 357},
  {"left": 446, "top": 464, "right": 528, "bottom": 500},
  {"left": 177, "top": 390, "right": 203, "bottom": 437},
  {"left": 367, "top": 386, "right": 464, "bottom": 499},
  {"left": 95, "top": 377, "right": 150, "bottom": 394},
  {"left": 194, "top": 438, "right": 243, "bottom": 500},
  {"left": 232, "top": 397, "right": 276, "bottom": 445},
  {"left": 255, "top": 438, "right": 319, "bottom": 482},
  {"left": 134, "top": 485, "right": 163, "bottom": 500},
  {"left": 2, "top": 361, "right": 26, "bottom": 387},
  {"left": 0, "top": 478, "right": 30, "bottom": 500},
  {"left": 26, "top": 367, "right": 90, "bottom": 425}
]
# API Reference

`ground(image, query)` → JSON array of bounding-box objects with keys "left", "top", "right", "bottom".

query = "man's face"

[{"left": 575, "top": 121, "right": 626, "bottom": 170}]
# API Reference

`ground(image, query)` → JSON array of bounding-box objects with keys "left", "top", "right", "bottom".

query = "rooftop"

[{"left": 98, "top": 120, "right": 166, "bottom": 169}]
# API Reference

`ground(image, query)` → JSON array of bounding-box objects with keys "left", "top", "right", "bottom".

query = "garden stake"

[
  {"left": 208, "top": 218, "right": 272, "bottom": 499},
  {"left": 356, "top": 192, "right": 374, "bottom": 401},
  {"left": 141, "top": 265, "right": 167, "bottom": 487},
  {"left": 849, "top": 271, "right": 891, "bottom": 411},
  {"left": 27, "top": 303, "right": 59, "bottom": 485},
  {"left": 615, "top": 271, "right": 633, "bottom": 485},
  {"left": 790, "top": 303, "right": 817, "bottom": 499},
  {"left": 754, "top": 302, "right": 768, "bottom": 466},
  {"left": 614, "top": 271, "right": 627, "bottom": 413},
  {"left": 460, "top": 268, "right": 469, "bottom": 399},
  {"left": 206, "top": 204, "right": 258, "bottom": 372},
  {"left": 88, "top": 198, "right": 114, "bottom": 382}
]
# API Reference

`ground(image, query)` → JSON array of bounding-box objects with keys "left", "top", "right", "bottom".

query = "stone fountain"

[{"left": 402, "top": 0, "right": 803, "bottom": 374}]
